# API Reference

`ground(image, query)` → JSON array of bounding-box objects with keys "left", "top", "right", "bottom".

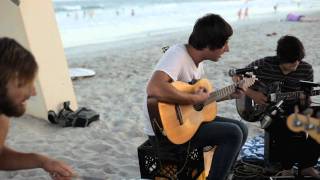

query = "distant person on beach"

[
  {"left": 238, "top": 0, "right": 249, "bottom": 20},
  {"left": 244, "top": 35, "right": 320, "bottom": 178},
  {"left": 285, "top": 12, "right": 320, "bottom": 22},
  {"left": 143, "top": 14, "right": 256, "bottom": 180},
  {"left": 86, "top": 10, "right": 95, "bottom": 19},
  {"left": 273, "top": 3, "right": 278, "bottom": 13},
  {"left": 272, "top": 0, "right": 279, "bottom": 13},
  {"left": 82, "top": 10, "right": 87, "bottom": 19},
  {"left": 74, "top": 11, "right": 79, "bottom": 20},
  {"left": 131, "top": 9, "right": 135, "bottom": 16},
  {"left": 293, "top": 0, "right": 302, "bottom": 7},
  {"left": 0, "top": 37, "right": 75, "bottom": 180}
]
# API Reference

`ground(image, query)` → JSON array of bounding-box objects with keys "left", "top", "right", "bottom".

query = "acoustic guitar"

[
  {"left": 147, "top": 78, "right": 255, "bottom": 144},
  {"left": 287, "top": 113, "right": 320, "bottom": 144},
  {"left": 236, "top": 81, "right": 320, "bottom": 122}
]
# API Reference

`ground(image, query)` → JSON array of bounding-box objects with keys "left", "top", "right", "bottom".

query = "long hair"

[
  {"left": 0, "top": 37, "right": 38, "bottom": 115},
  {"left": 277, "top": 35, "right": 305, "bottom": 64},
  {"left": 188, "top": 13, "right": 233, "bottom": 50}
]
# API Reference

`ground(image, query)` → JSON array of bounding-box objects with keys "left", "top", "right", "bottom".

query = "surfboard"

[{"left": 69, "top": 68, "right": 96, "bottom": 80}]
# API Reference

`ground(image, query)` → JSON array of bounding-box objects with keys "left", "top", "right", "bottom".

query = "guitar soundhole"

[
  {"left": 293, "top": 119, "right": 303, "bottom": 127},
  {"left": 194, "top": 104, "right": 204, "bottom": 111}
]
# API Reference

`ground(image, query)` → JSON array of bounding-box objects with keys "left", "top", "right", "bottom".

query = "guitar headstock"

[
  {"left": 287, "top": 110, "right": 320, "bottom": 144},
  {"left": 238, "top": 76, "right": 257, "bottom": 91}
]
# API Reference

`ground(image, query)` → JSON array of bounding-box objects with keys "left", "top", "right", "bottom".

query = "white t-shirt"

[{"left": 143, "top": 44, "right": 205, "bottom": 136}]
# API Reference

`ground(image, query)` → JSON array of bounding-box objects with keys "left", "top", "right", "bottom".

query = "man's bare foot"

[{"left": 301, "top": 167, "right": 320, "bottom": 179}]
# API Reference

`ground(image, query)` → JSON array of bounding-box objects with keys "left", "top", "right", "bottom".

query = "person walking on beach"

[
  {"left": 0, "top": 37, "right": 75, "bottom": 180},
  {"left": 273, "top": 3, "right": 278, "bottom": 13},
  {"left": 293, "top": 0, "right": 302, "bottom": 7},
  {"left": 272, "top": 0, "right": 279, "bottom": 13},
  {"left": 244, "top": 35, "right": 320, "bottom": 178},
  {"left": 238, "top": 0, "right": 249, "bottom": 20},
  {"left": 143, "top": 13, "right": 255, "bottom": 180}
]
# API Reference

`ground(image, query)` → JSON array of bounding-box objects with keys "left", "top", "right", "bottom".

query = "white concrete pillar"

[{"left": 0, "top": 0, "right": 78, "bottom": 120}]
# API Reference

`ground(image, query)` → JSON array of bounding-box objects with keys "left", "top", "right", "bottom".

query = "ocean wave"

[{"left": 54, "top": 4, "right": 105, "bottom": 12}]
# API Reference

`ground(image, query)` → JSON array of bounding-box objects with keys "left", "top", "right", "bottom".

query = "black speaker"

[{"left": 264, "top": 130, "right": 282, "bottom": 164}]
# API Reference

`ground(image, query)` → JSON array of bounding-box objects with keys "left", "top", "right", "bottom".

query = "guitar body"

[
  {"left": 148, "top": 79, "right": 217, "bottom": 145},
  {"left": 236, "top": 81, "right": 282, "bottom": 122},
  {"left": 236, "top": 95, "right": 262, "bottom": 122},
  {"left": 287, "top": 113, "right": 320, "bottom": 144}
]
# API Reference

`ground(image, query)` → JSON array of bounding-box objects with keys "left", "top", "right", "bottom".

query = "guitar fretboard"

[
  {"left": 311, "top": 90, "right": 320, "bottom": 96},
  {"left": 205, "top": 84, "right": 237, "bottom": 105},
  {"left": 274, "top": 90, "right": 320, "bottom": 101}
]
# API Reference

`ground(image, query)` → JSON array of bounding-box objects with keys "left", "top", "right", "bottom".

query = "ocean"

[{"left": 53, "top": 0, "right": 320, "bottom": 48}]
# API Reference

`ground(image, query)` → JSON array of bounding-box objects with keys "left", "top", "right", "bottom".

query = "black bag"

[{"left": 48, "top": 101, "right": 99, "bottom": 127}]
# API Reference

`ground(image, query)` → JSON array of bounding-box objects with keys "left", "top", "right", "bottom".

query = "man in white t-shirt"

[{"left": 143, "top": 14, "right": 251, "bottom": 180}]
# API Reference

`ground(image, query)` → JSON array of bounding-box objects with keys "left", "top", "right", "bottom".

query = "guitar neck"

[
  {"left": 311, "top": 90, "right": 320, "bottom": 96},
  {"left": 275, "top": 89, "right": 320, "bottom": 101},
  {"left": 205, "top": 84, "right": 237, "bottom": 105},
  {"left": 275, "top": 91, "right": 303, "bottom": 101}
]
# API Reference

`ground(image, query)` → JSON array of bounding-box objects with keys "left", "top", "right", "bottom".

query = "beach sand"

[{"left": 1, "top": 11, "right": 320, "bottom": 179}]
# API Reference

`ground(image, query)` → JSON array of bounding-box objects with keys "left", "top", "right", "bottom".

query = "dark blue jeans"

[
  {"left": 149, "top": 116, "right": 247, "bottom": 180},
  {"left": 191, "top": 116, "right": 248, "bottom": 180},
  {"left": 268, "top": 115, "right": 320, "bottom": 170}
]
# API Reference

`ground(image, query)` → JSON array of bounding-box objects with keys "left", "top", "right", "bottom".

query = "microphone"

[
  {"left": 260, "top": 100, "right": 284, "bottom": 129},
  {"left": 299, "top": 80, "right": 320, "bottom": 87},
  {"left": 228, "top": 66, "right": 258, "bottom": 76}
]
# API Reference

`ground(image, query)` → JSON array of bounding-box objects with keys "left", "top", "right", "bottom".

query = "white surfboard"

[{"left": 69, "top": 68, "right": 95, "bottom": 80}]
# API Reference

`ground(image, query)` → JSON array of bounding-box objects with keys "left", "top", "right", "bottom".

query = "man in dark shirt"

[{"left": 246, "top": 35, "right": 320, "bottom": 178}]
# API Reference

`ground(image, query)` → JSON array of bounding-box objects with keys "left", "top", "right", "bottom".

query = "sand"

[{"left": 1, "top": 11, "right": 320, "bottom": 179}]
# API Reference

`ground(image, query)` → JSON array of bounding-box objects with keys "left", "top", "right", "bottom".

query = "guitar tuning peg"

[
  {"left": 246, "top": 72, "right": 253, "bottom": 76},
  {"left": 303, "top": 108, "right": 313, "bottom": 116}
]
